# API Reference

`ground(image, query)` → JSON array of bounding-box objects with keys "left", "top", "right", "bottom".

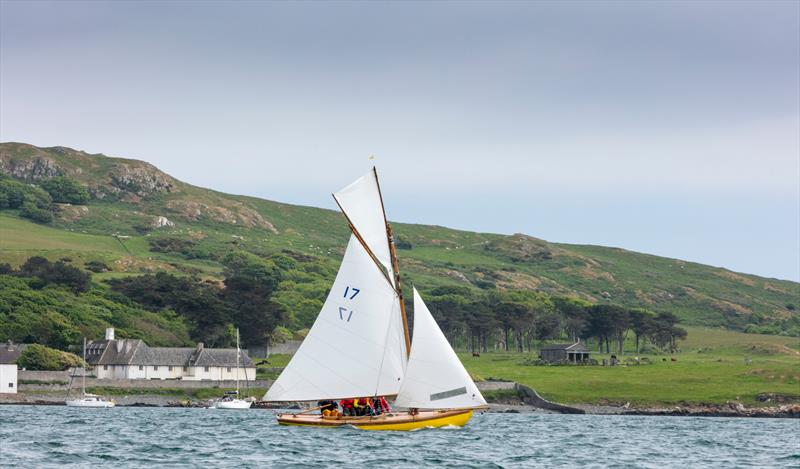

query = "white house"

[
  {"left": 0, "top": 342, "right": 22, "bottom": 394},
  {"left": 86, "top": 328, "right": 256, "bottom": 381},
  {"left": 0, "top": 365, "right": 17, "bottom": 394}
]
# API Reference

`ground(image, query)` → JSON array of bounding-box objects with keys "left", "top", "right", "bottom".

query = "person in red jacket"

[
  {"left": 339, "top": 398, "right": 355, "bottom": 416},
  {"left": 378, "top": 396, "right": 391, "bottom": 414}
]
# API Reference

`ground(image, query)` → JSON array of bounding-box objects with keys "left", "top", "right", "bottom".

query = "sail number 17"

[
  {"left": 343, "top": 286, "right": 360, "bottom": 300},
  {"left": 339, "top": 286, "right": 360, "bottom": 322}
]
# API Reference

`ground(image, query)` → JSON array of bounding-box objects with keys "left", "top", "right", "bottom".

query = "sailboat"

[
  {"left": 265, "top": 168, "right": 486, "bottom": 430},
  {"left": 66, "top": 338, "right": 115, "bottom": 408},
  {"left": 212, "top": 328, "right": 252, "bottom": 409}
]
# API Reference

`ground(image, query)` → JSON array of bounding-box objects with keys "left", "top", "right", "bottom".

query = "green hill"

[{"left": 1, "top": 142, "right": 798, "bottom": 339}]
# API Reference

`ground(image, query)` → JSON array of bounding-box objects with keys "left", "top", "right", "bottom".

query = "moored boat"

[
  {"left": 212, "top": 329, "right": 252, "bottom": 409},
  {"left": 66, "top": 393, "right": 116, "bottom": 408},
  {"left": 265, "top": 168, "right": 486, "bottom": 430},
  {"left": 66, "top": 338, "right": 115, "bottom": 408}
]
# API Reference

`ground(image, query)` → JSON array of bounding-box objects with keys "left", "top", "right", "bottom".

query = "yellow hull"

[{"left": 276, "top": 409, "right": 474, "bottom": 431}]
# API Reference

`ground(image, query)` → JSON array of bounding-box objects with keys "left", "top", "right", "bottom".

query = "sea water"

[{"left": 0, "top": 406, "right": 797, "bottom": 468}]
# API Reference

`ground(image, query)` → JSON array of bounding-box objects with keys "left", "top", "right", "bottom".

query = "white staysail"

[
  {"left": 265, "top": 235, "right": 407, "bottom": 401},
  {"left": 394, "top": 289, "right": 487, "bottom": 410},
  {"left": 333, "top": 169, "right": 395, "bottom": 286}
]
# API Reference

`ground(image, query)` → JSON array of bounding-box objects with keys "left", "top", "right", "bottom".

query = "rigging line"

[{"left": 331, "top": 193, "right": 398, "bottom": 293}]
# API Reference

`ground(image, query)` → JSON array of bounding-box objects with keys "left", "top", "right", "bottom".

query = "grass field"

[{"left": 458, "top": 327, "right": 800, "bottom": 406}]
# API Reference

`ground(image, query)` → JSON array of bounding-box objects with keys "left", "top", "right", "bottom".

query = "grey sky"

[{"left": 1, "top": 1, "right": 798, "bottom": 280}]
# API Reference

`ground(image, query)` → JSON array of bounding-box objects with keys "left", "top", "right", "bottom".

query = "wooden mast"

[{"left": 372, "top": 167, "right": 412, "bottom": 358}]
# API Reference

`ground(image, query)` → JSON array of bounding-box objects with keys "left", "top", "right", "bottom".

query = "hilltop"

[{"left": 1, "top": 142, "right": 798, "bottom": 337}]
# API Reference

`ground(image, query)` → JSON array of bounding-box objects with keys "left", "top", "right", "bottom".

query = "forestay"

[
  {"left": 394, "top": 289, "right": 487, "bottom": 410},
  {"left": 265, "top": 235, "right": 407, "bottom": 402},
  {"left": 332, "top": 169, "right": 395, "bottom": 286}
]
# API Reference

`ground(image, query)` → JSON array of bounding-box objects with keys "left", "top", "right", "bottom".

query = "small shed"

[{"left": 540, "top": 342, "right": 590, "bottom": 364}]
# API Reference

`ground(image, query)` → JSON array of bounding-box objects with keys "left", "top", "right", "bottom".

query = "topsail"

[{"left": 332, "top": 169, "right": 395, "bottom": 287}]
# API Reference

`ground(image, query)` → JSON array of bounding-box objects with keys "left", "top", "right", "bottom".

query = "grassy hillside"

[{"left": 1, "top": 142, "right": 798, "bottom": 335}]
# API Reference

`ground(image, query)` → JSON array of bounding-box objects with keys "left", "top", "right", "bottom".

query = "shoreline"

[
  {"left": 485, "top": 402, "right": 800, "bottom": 418},
  {"left": 2, "top": 393, "right": 797, "bottom": 418}
]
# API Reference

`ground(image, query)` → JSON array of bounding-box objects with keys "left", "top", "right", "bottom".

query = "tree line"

[
  {"left": 2, "top": 253, "right": 687, "bottom": 355},
  {"left": 420, "top": 286, "right": 688, "bottom": 355}
]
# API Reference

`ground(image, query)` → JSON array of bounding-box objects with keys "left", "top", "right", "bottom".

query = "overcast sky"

[{"left": 1, "top": 1, "right": 798, "bottom": 281}]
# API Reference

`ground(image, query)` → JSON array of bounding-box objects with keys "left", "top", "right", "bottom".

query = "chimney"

[
  {"left": 105, "top": 328, "right": 115, "bottom": 340},
  {"left": 196, "top": 342, "right": 204, "bottom": 352}
]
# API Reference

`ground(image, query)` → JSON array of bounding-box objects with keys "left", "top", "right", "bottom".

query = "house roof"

[
  {"left": 194, "top": 348, "right": 253, "bottom": 367},
  {"left": 540, "top": 342, "right": 589, "bottom": 352},
  {"left": 85, "top": 339, "right": 253, "bottom": 368},
  {"left": 0, "top": 342, "right": 28, "bottom": 364}
]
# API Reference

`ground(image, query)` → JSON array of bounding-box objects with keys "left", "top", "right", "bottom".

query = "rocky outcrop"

[
  {"left": 165, "top": 200, "right": 278, "bottom": 232},
  {"left": 53, "top": 203, "right": 89, "bottom": 221},
  {"left": 0, "top": 156, "right": 64, "bottom": 180},
  {"left": 514, "top": 383, "right": 586, "bottom": 414},
  {"left": 153, "top": 216, "right": 175, "bottom": 228},
  {"left": 109, "top": 162, "right": 176, "bottom": 197}
]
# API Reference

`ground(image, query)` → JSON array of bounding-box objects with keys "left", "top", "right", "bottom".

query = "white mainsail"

[
  {"left": 332, "top": 169, "right": 395, "bottom": 286},
  {"left": 394, "top": 289, "right": 487, "bottom": 410},
  {"left": 265, "top": 235, "right": 407, "bottom": 401}
]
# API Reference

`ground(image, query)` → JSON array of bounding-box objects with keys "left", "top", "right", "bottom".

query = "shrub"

[
  {"left": 84, "top": 260, "right": 110, "bottom": 273},
  {"left": 18, "top": 256, "right": 91, "bottom": 292},
  {"left": 16, "top": 344, "right": 84, "bottom": 370},
  {"left": 40, "top": 176, "right": 90, "bottom": 204},
  {"left": 20, "top": 202, "right": 53, "bottom": 223}
]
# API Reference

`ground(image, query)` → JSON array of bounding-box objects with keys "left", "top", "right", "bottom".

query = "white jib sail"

[
  {"left": 265, "top": 235, "right": 407, "bottom": 401},
  {"left": 394, "top": 288, "right": 487, "bottom": 410},
  {"left": 333, "top": 169, "right": 395, "bottom": 286}
]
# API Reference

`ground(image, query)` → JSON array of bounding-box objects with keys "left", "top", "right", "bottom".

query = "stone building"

[
  {"left": 540, "top": 342, "right": 591, "bottom": 364},
  {"left": 86, "top": 328, "right": 255, "bottom": 381}
]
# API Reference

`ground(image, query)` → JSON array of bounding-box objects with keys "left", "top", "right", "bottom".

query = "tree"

[
  {"left": 18, "top": 256, "right": 91, "bottom": 293},
  {"left": 221, "top": 252, "right": 285, "bottom": 348},
  {"left": 649, "top": 312, "right": 687, "bottom": 352},
  {"left": 40, "top": 176, "right": 90, "bottom": 204},
  {"left": 110, "top": 272, "right": 232, "bottom": 345},
  {"left": 554, "top": 297, "right": 591, "bottom": 341},
  {"left": 629, "top": 308, "right": 656, "bottom": 355}
]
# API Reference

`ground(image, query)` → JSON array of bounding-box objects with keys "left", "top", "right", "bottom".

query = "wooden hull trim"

[{"left": 276, "top": 409, "right": 474, "bottom": 431}]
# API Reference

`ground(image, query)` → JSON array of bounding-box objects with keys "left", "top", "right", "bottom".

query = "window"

[
  {"left": 9, "top": 382, "right": 13, "bottom": 388},
  {"left": 204, "top": 366, "right": 209, "bottom": 372},
  {"left": 227, "top": 367, "right": 232, "bottom": 372},
  {"left": 153, "top": 366, "right": 158, "bottom": 371},
  {"left": 183, "top": 367, "right": 188, "bottom": 371},
  {"left": 168, "top": 366, "right": 173, "bottom": 371},
  {"left": 138, "top": 365, "right": 143, "bottom": 371},
  {"left": 103, "top": 365, "right": 108, "bottom": 370}
]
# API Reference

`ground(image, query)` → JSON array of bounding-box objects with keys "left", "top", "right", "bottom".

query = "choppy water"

[{"left": 0, "top": 406, "right": 798, "bottom": 468}]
